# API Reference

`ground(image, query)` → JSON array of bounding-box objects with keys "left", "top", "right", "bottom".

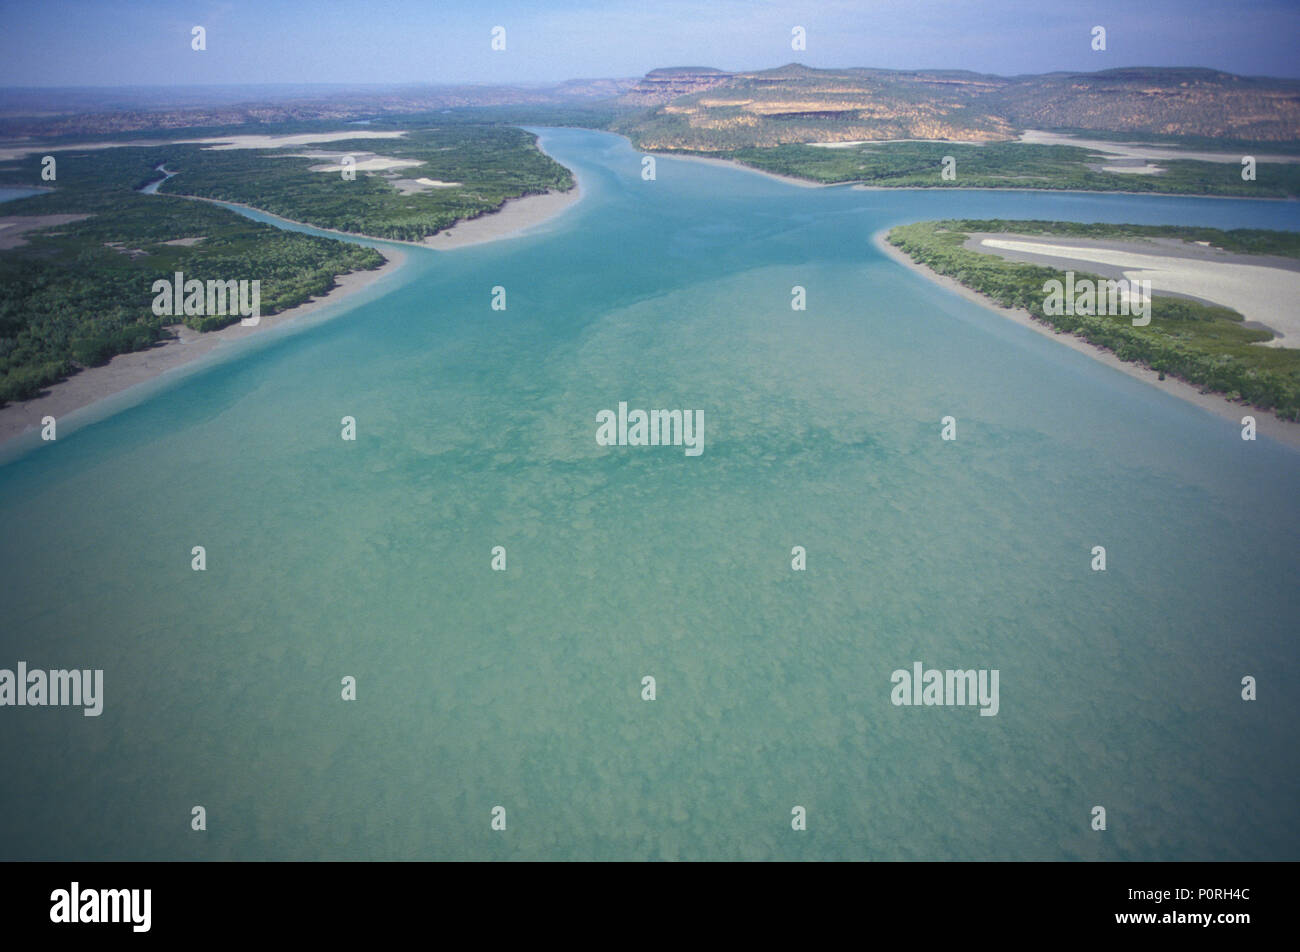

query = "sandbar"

[
  {"left": 873, "top": 229, "right": 1300, "bottom": 449},
  {"left": 967, "top": 234, "right": 1300, "bottom": 346}
]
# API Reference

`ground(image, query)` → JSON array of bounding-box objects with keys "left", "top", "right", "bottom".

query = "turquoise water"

[{"left": 1, "top": 128, "right": 1297, "bottom": 860}]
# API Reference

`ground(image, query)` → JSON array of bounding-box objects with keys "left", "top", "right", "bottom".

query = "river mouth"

[{"left": 0, "top": 128, "right": 1297, "bottom": 861}]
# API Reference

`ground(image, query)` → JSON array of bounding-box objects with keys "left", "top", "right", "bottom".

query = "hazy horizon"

[
  {"left": 1, "top": 0, "right": 1297, "bottom": 88},
  {"left": 7, "top": 57, "right": 1300, "bottom": 92}
]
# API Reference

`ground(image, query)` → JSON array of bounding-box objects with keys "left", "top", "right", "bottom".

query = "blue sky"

[{"left": 1, "top": 0, "right": 1297, "bottom": 86}]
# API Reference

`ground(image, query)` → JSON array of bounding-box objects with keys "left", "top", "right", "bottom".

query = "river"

[{"left": 0, "top": 127, "right": 1296, "bottom": 860}]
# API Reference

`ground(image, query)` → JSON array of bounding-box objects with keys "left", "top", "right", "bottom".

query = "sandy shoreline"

[
  {"left": 0, "top": 247, "right": 408, "bottom": 449},
  {"left": 8, "top": 126, "right": 1294, "bottom": 451},
  {"left": 1016, "top": 130, "right": 1300, "bottom": 165},
  {"left": 0, "top": 131, "right": 410, "bottom": 162},
  {"left": 649, "top": 150, "right": 825, "bottom": 188},
  {"left": 424, "top": 130, "right": 582, "bottom": 247},
  {"left": 872, "top": 229, "right": 1300, "bottom": 450},
  {"left": 681, "top": 150, "right": 1289, "bottom": 200},
  {"left": 421, "top": 185, "right": 582, "bottom": 248},
  {"left": 963, "top": 232, "right": 1300, "bottom": 346},
  {"left": 850, "top": 183, "right": 1295, "bottom": 202},
  {"left": 0, "top": 135, "right": 584, "bottom": 453},
  {"left": 160, "top": 127, "right": 582, "bottom": 249}
]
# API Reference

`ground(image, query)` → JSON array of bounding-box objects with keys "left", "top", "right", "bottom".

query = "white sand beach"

[
  {"left": 972, "top": 236, "right": 1300, "bottom": 345},
  {"left": 1017, "top": 129, "right": 1300, "bottom": 165},
  {"left": 0, "top": 130, "right": 409, "bottom": 162},
  {"left": 638, "top": 130, "right": 1300, "bottom": 195},
  {"left": 646, "top": 150, "right": 826, "bottom": 188},
  {"left": 1098, "top": 164, "right": 1166, "bottom": 175},
  {"left": 420, "top": 186, "right": 582, "bottom": 248},
  {"left": 195, "top": 131, "right": 408, "bottom": 151},
  {"left": 165, "top": 125, "right": 583, "bottom": 251},
  {"left": 810, "top": 137, "right": 989, "bottom": 148},
  {"left": 307, "top": 156, "right": 424, "bottom": 173}
]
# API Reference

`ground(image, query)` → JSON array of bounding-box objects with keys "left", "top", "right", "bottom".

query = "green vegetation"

[
  {"left": 886, "top": 220, "right": 1300, "bottom": 420},
  {"left": 727, "top": 141, "right": 1300, "bottom": 198},
  {"left": 910, "top": 219, "right": 1300, "bottom": 258},
  {"left": 0, "top": 146, "right": 383, "bottom": 406},
  {"left": 153, "top": 125, "right": 575, "bottom": 242},
  {"left": 0, "top": 119, "right": 579, "bottom": 406}
]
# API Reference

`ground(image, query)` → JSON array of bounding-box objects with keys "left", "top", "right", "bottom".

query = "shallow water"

[{"left": 1, "top": 128, "right": 1296, "bottom": 860}]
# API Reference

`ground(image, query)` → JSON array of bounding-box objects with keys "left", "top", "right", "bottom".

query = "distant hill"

[
  {"left": 613, "top": 64, "right": 1300, "bottom": 150},
  {"left": 5, "top": 64, "right": 1298, "bottom": 147},
  {"left": 990, "top": 68, "right": 1300, "bottom": 141},
  {"left": 618, "top": 67, "right": 736, "bottom": 106}
]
